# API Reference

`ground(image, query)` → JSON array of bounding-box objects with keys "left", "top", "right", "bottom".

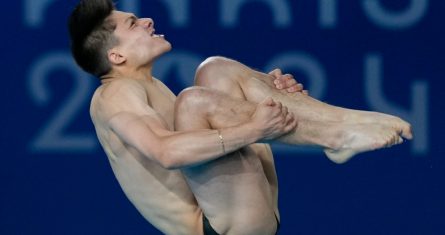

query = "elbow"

[
  {"left": 159, "top": 157, "right": 177, "bottom": 170},
  {"left": 139, "top": 138, "right": 181, "bottom": 170},
  {"left": 148, "top": 138, "right": 188, "bottom": 170},
  {"left": 157, "top": 149, "right": 183, "bottom": 170}
]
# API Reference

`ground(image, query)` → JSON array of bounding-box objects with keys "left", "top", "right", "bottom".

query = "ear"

[{"left": 108, "top": 48, "right": 126, "bottom": 65}]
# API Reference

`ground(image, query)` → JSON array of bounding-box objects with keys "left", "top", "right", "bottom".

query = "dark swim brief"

[
  {"left": 203, "top": 215, "right": 219, "bottom": 235},
  {"left": 202, "top": 214, "right": 280, "bottom": 235}
]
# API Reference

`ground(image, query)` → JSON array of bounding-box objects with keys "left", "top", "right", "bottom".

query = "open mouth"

[{"left": 150, "top": 29, "right": 164, "bottom": 38}]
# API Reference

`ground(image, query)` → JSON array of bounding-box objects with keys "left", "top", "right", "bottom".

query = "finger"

[
  {"left": 302, "top": 90, "right": 309, "bottom": 95},
  {"left": 383, "top": 135, "right": 391, "bottom": 148},
  {"left": 275, "top": 77, "right": 287, "bottom": 89},
  {"left": 276, "top": 101, "right": 282, "bottom": 110},
  {"left": 274, "top": 72, "right": 290, "bottom": 88},
  {"left": 388, "top": 135, "right": 395, "bottom": 147},
  {"left": 403, "top": 124, "right": 413, "bottom": 140},
  {"left": 286, "top": 83, "right": 303, "bottom": 93},
  {"left": 282, "top": 105, "right": 288, "bottom": 117},
  {"left": 392, "top": 136, "right": 398, "bottom": 146},
  {"left": 283, "top": 74, "right": 296, "bottom": 83},
  {"left": 282, "top": 113, "right": 293, "bottom": 129},
  {"left": 285, "top": 78, "right": 297, "bottom": 88},
  {"left": 289, "top": 112, "right": 296, "bottom": 124},
  {"left": 294, "top": 82, "right": 303, "bottom": 90},
  {"left": 283, "top": 73, "right": 295, "bottom": 79},
  {"left": 269, "top": 68, "right": 282, "bottom": 79},
  {"left": 274, "top": 102, "right": 283, "bottom": 116},
  {"left": 278, "top": 75, "right": 291, "bottom": 88},
  {"left": 262, "top": 97, "right": 274, "bottom": 106},
  {"left": 287, "top": 82, "right": 301, "bottom": 91},
  {"left": 284, "top": 115, "right": 298, "bottom": 132},
  {"left": 397, "top": 136, "right": 404, "bottom": 144},
  {"left": 287, "top": 85, "right": 297, "bottom": 93},
  {"left": 284, "top": 111, "right": 293, "bottom": 124},
  {"left": 269, "top": 68, "right": 281, "bottom": 75},
  {"left": 388, "top": 135, "right": 396, "bottom": 147}
]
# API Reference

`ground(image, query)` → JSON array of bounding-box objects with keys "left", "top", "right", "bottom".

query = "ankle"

[{"left": 324, "top": 127, "right": 345, "bottom": 150}]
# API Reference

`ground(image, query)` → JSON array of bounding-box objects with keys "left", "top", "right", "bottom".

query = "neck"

[{"left": 101, "top": 64, "right": 154, "bottom": 84}]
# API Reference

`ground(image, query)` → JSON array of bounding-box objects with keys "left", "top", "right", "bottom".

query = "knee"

[
  {"left": 175, "top": 86, "right": 215, "bottom": 116},
  {"left": 175, "top": 87, "right": 220, "bottom": 130},
  {"left": 195, "top": 56, "right": 236, "bottom": 86},
  {"left": 197, "top": 56, "right": 233, "bottom": 74}
]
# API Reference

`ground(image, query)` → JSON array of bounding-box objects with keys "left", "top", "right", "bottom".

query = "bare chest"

[{"left": 144, "top": 83, "right": 176, "bottom": 130}]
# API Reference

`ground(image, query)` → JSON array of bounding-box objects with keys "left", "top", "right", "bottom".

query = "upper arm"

[{"left": 108, "top": 111, "right": 168, "bottom": 162}]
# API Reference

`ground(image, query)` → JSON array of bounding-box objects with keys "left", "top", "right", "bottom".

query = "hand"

[
  {"left": 269, "top": 68, "right": 308, "bottom": 95},
  {"left": 250, "top": 97, "right": 298, "bottom": 140}
]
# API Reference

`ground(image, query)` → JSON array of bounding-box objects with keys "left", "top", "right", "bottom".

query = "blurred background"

[{"left": 2, "top": 0, "right": 444, "bottom": 234}]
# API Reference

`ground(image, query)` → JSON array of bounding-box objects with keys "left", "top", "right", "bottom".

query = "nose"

[{"left": 140, "top": 18, "right": 154, "bottom": 29}]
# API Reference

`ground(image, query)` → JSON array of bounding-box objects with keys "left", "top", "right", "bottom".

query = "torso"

[
  {"left": 90, "top": 78, "right": 203, "bottom": 235},
  {"left": 90, "top": 77, "right": 278, "bottom": 235}
]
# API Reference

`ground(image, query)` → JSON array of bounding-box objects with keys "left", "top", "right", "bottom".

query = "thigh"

[{"left": 250, "top": 143, "right": 280, "bottom": 219}]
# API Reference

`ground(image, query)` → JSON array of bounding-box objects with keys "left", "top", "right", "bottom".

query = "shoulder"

[
  {"left": 90, "top": 79, "right": 153, "bottom": 124},
  {"left": 92, "top": 79, "right": 148, "bottom": 107},
  {"left": 152, "top": 77, "right": 176, "bottom": 98},
  {"left": 101, "top": 79, "right": 146, "bottom": 100}
]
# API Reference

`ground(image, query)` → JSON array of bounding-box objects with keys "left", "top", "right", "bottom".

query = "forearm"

[
  {"left": 111, "top": 112, "right": 262, "bottom": 169},
  {"left": 161, "top": 123, "right": 261, "bottom": 169}
]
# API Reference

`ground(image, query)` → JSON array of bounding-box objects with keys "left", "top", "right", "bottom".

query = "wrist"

[
  {"left": 242, "top": 121, "right": 263, "bottom": 143},
  {"left": 216, "top": 129, "right": 226, "bottom": 154}
]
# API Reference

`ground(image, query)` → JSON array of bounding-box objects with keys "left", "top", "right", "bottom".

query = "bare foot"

[
  {"left": 324, "top": 123, "right": 404, "bottom": 164},
  {"left": 345, "top": 111, "right": 413, "bottom": 140}
]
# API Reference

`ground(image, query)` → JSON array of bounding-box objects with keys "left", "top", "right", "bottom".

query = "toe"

[{"left": 402, "top": 124, "right": 413, "bottom": 140}]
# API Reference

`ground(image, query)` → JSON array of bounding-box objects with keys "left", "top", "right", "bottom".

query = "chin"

[
  {"left": 163, "top": 41, "right": 172, "bottom": 51},
  {"left": 160, "top": 42, "right": 172, "bottom": 55}
]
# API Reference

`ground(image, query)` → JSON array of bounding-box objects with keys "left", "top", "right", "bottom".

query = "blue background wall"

[{"left": 2, "top": 0, "right": 444, "bottom": 234}]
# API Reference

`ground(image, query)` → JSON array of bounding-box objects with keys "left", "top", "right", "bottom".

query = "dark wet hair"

[{"left": 68, "top": 0, "right": 118, "bottom": 77}]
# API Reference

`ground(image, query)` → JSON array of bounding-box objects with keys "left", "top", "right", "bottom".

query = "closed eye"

[
  {"left": 130, "top": 20, "right": 136, "bottom": 28},
  {"left": 126, "top": 15, "right": 138, "bottom": 29}
]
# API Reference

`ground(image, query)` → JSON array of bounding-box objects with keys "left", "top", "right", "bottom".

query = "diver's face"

[{"left": 110, "top": 10, "right": 171, "bottom": 65}]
